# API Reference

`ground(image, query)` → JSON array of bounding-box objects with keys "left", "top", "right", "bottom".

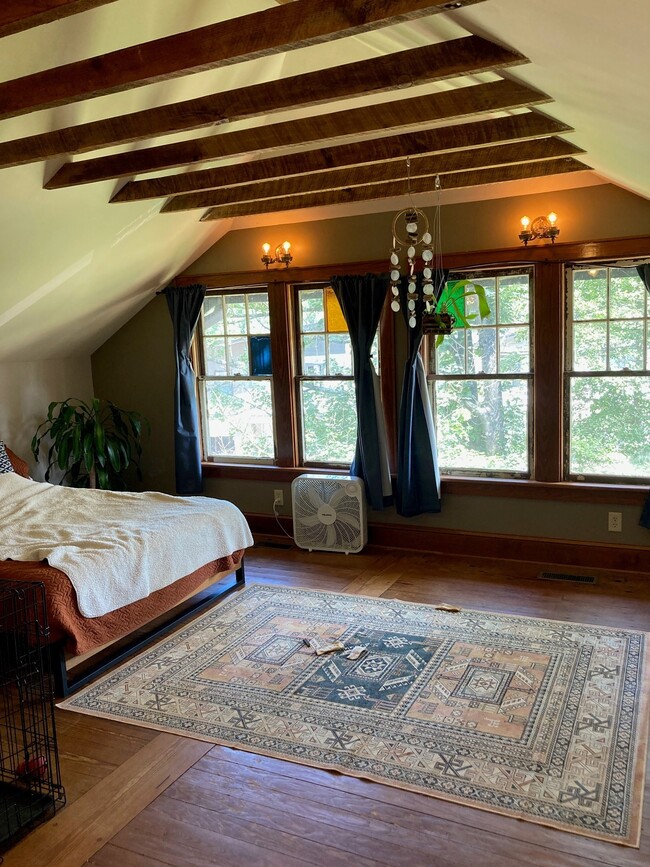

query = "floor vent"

[{"left": 537, "top": 572, "right": 597, "bottom": 584}]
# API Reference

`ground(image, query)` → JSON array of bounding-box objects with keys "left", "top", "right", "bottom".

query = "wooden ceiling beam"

[
  {"left": 0, "top": 0, "right": 486, "bottom": 119},
  {"left": 46, "top": 79, "right": 551, "bottom": 189},
  {"left": 114, "top": 113, "right": 572, "bottom": 203},
  {"left": 0, "top": 36, "right": 525, "bottom": 170},
  {"left": 162, "top": 139, "right": 585, "bottom": 213},
  {"left": 0, "top": 1, "right": 117, "bottom": 38},
  {"left": 201, "top": 158, "right": 591, "bottom": 220}
]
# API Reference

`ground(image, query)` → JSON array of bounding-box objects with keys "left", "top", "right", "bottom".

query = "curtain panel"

[
  {"left": 331, "top": 274, "right": 392, "bottom": 511},
  {"left": 165, "top": 284, "right": 206, "bottom": 496},
  {"left": 395, "top": 271, "right": 447, "bottom": 517}
]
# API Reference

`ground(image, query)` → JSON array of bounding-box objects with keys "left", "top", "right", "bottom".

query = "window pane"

[
  {"left": 499, "top": 326, "right": 529, "bottom": 374},
  {"left": 464, "top": 278, "right": 496, "bottom": 326},
  {"left": 300, "top": 289, "right": 325, "bottom": 332},
  {"left": 467, "top": 327, "right": 497, "bottom": 374},
  {"left": 434, "top": 328, "right": 465, "bottom": 375},
  {"left": 203, "top": 380, "right": 274, "bottom": 459},
  {"left": 224, "top": 294, "right": 247, "bottom": 334},
  {"left": 573, "top": 270, "right": 607, "bottom": 320},
  {"left": 609, "top": 268, "right": 646, "bottom": 319},
  {"left": 327, "top": 333, "right": 353, "bottom": 375},
  {"left": 250, "top": 335, "right": 272, "bottom": 376},
  {"left": 498, "top": 274, "right": 529, "bottom": 324},
  {"left": 247, "top": 293, "right": 270, "bottom": 333},
  {"left": 573, "top": 321, "right": 607, "bottom": 371},
  {"left": 203, "top": 297, "right": 224, "bottom": 335},
  {"left": 302, "top": 334, "right": 326, "bottom": 375},
  {"left": 301, "top": 380, "right": 357, "bottom": 464},
  {"left": 227, "top": 336, "right": 249, "bottom": 375},
  {"left": 204, "top": 337, "right": 227, "bottom": 375},
  {"left": 569, "top": 376, "right": 650, "bottom": 477},
  {"left": 433, "top": 379, "right": 529, "bottom": 473},
  {"left": 609, "top": 321, "right": 644, "bottom": 370},
  {"left": 325, "top": 286, "right": 347, "bottom": 332}
]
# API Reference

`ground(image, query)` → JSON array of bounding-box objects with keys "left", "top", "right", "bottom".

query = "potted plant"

[
  {"left": 31, "top": 398, "right": 149, "bottom": 489},
  {"left": 424, "top": 279, "right": 491, "bottom": 345}
]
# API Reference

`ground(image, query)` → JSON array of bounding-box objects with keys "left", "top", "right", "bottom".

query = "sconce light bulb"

[
  {"left": 282, "top": 241, "right": 291, "bottom": 253},
  {"left": 262, "top": 242, "right": 271, "bottom": 255},
  {"left": 520, "top": 216, "right": 530, "bottom": 229},
  {"left": 547, "top": 212, "right": 557, "bottom": 226}
]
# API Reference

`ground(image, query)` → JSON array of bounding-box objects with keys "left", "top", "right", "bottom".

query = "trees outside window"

[
  {"left": 566, "top": 266, "right": 650, "bottom": 482},
  {"left": 429, "top": 269, "right": 533, "bottom": 476}
]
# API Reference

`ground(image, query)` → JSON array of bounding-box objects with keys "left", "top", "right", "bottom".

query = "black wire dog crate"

[{"left": 0, "top": 579, "right": 65, "bottom": 853}]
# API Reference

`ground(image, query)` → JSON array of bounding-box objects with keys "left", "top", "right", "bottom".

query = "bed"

[{"left": 0, "top": 444, "right": 252, "bottom": 695}]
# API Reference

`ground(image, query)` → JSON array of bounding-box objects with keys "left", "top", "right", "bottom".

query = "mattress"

[{"left": 0, "top": 552, "right": 242, "bottom": 656}]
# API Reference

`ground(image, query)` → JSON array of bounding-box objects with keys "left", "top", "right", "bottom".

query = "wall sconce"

[
  {"left": 518, "top": 212, "right": 559, "bottom": 246},
  {"left": 261, "top": 241, "right": 293, "bottom": 268}
]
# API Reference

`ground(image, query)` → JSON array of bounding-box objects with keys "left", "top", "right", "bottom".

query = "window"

[
  {"left": 296, "top": 284, "right": 378, "bottom": 465},
  {"left": 428, "top": 268, "right": 533, "bottom": 476},
  {"left": 196, "top": 281, "right": 389, "bottom": 471},
  {"left": 566, "top": 264, "right": 650, "bottom": 481},
  {"left": 198, "top": 291, "right": 275, "bottom": 461}
]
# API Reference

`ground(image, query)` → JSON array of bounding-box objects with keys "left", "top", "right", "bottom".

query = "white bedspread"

[{"left": 0, "top": 474, "right": 253, "bottom": 618}]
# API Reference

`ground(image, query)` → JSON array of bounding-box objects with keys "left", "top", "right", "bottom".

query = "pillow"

[
  {"left": 0, "top": 442, "right": 31, "bottom": 478},
  {"left": 0, "top": 441, "right": 14, "bottom": 474}
]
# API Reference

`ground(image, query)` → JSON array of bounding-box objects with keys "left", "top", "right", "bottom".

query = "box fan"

[{"left": 291, "top": 474, "right": 367, "bottom": 554}]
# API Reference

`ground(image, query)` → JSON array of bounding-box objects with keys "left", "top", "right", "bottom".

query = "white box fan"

[{"left": 291, "top": 474, "right": 367, "bottom": 554}]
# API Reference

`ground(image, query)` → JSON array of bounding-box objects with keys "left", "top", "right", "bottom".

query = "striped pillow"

[{"left": 0, "top": 441, "right": 14, "bottom": 474}]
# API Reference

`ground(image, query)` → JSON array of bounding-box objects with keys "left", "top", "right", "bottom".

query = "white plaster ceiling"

[{"left": 0, "top": 0, "right": 647, "bottom": 361}]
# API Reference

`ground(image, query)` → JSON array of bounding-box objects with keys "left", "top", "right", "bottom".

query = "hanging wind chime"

[{"left": 388, "top": 167, "right": 454, "bottom": 336}]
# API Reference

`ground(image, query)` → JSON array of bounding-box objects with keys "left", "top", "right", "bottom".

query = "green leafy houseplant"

[
  {"left": 31, "top": 398, "right": 149, "bottom": 489},
  {"left": 425, "top": 279, "right": 491, "bottom": 345}
]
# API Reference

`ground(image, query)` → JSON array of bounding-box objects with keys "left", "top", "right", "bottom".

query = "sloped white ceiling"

[{"left": 0, "top": 0, "right": 647, "bottom": 362}]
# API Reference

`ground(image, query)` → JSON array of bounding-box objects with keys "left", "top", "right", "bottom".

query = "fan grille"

[{"left": 292, "top": 476, "right": 366, "bottom": 553}]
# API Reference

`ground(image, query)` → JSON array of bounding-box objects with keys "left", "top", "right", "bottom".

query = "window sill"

[{"left": 202, "top": 463, "right": 647, "bottom": 505}]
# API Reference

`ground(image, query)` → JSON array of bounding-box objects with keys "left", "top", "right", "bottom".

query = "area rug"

[{"left": 59, "top": 584, "right": 649, "bottom": 846}]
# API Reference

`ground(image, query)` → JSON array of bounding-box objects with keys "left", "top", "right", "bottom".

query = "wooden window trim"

[
  {"left": 196, "top": 276, "right": 395, "bottom": 471},
  {"left": 188, "top": 234, "right": 650, "bottom": 492}
]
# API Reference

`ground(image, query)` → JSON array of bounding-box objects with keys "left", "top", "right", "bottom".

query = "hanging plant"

[
  {"left": 426, "top": 279, "right": 491, "bottom": 345},
  {"left": 31, "top": 398, "right": 149, "bottom": 489}
]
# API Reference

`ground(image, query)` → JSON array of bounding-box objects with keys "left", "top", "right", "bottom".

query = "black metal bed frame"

[{"left": 50, "top": 560, "right": 245, "bottom": 698}]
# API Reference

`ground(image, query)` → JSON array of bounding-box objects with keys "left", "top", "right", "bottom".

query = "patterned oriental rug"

[{"left": 60, "top": 584, "right": 650, "bottom": 846}]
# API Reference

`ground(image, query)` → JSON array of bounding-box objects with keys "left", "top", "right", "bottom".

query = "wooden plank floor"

[{"left": 4, "top": 543, "right": 649, "bottom": 866}]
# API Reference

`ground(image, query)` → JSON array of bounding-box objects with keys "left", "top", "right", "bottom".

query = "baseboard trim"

[{"left": 246, "top": 513, "right": 649, "bottom": 573}]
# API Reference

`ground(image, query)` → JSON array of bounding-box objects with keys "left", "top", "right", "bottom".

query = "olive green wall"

[
  {"left": 187, "top": 183, "right": 650, "bottom": 275},
  {"left": 91, "top": 183, "right": 650, "bottom": 549},
  {"left": 92, "top": 295, "right": 176, "bottom": 494}
]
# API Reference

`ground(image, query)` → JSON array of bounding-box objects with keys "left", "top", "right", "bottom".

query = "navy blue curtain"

[
  {"left": 395, "top": 270, "right": 447, "bottom": 517},
  {"left": 637, "top": 265, "right": 650, "bottom": 527},
  {"left": 331, "top": 274, "right": 392, "bottom": 510},
  {"left": 165, "top": 284, "right": 206, "bottom": 495}
]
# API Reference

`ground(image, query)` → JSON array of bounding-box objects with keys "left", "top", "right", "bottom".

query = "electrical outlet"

[
  {"left": 608, "top": 511, "right": 622, "bottom": 533},
  {"left": 273, "top": 489, "right": 284, "bottom": 506}
]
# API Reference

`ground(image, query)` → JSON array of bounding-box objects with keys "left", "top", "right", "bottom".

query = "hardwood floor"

[{"left": 3, "top": 542, "right": 649, "bottom": 866}]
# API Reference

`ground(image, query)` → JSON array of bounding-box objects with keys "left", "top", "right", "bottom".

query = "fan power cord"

[{"left": 273, "top": 496, "right": 295, "bottom": 542}]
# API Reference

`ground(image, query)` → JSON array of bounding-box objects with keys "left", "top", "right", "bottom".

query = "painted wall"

[
  {"left": 91, "top": 296, "right": 177, "bottom": 494},
  {"left": 92, "top": 183, "right": 650, "bottom": 548},
  {"left": 187, "top": 184, "right": 650, "bottom": 276},
  {"left": 0, "top": 358, "right": 93, "bottom": 478}
]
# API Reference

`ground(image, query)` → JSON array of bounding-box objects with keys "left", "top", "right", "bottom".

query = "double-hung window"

[
  {"left": 428, "top": 267, "right": 533, "bottom": 477},
  {"left": 566, "top": 264, "right": 650, "bottom": 482},
  {"left": 296, "top": 284, "right": 371, "bottom": 466},
  {"left": 198, "top": 290, "right": 275, "bottom": 461}
]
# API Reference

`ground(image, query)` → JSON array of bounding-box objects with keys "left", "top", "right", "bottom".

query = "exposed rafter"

[
  {"left": 0, "top": 36, "right": 525, "bottom": 170},
  {"left": 162, "top": 139, "right": 585, "bottom": 213},
  {"left": 46, "top": 80, "right": 551, "bottom": 189},
  {"left": 0, "top": 0, "right": 117, "bottom": 38},
  {"left": 113, "top": 113, "right": 572, "bottom": 204},
  {"left": 0, "top": 0, "right": 485, "bottom": 119},
  {"left": 201, "top": 158, "right": 591, "bottom": 220}
]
